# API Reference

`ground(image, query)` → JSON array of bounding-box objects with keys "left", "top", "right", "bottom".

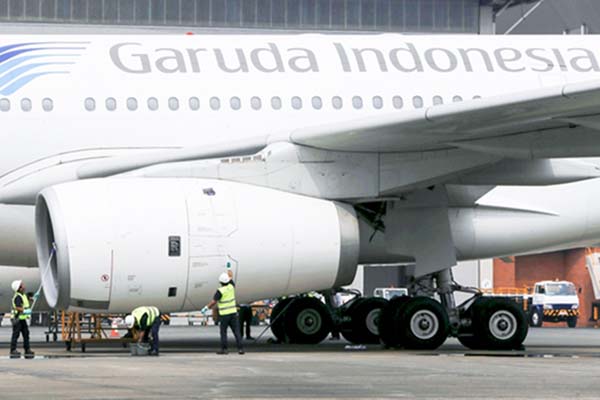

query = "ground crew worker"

[
  {"left": 204, "top": 272, "right": 244, "bottom": 355},
  {"left": 10, "top": 280, "right": 34, "bottom": 358},
  {"left": 125, "top": 306, "right": 161, "bottom": 356},
  {"left": 239, "top": 303, "right": 255, "bottom": 340}
]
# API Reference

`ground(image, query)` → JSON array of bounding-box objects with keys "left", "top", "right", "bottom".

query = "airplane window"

[
  {"left": 352, "top": 96, "right": 363, "bottom": 109},
  {"left": 168, "top": 97, "right": 179, "bottom": 111},
  {"left": 127, "top": 97, "right": 138, "bottom": 111},
  {"left": 42, "top": 98, "right": 53, "bottom": 112},
  {"left": 412, "top": 96, "right": 424, "bottom": 109},
  {"left": 312, "top": 96, "right": 322, "bottom": 110},
  {"left": 453, "top": 95, "right": 463, "bottom": 103},
  {"left": 372, "top": 96, "right": 383, "bottom": 109},
  {"left": 21, "top": 98, "right": 32, "bottom": 112},
  {"left": 189, "top": 97, "right": 200, "bottom": 110},
  {"left": 392, "top": 96, "right": 403, "bottom": 109},
  {"left": 271, "top": 96, "right": 282, "bottom": 110},
  {"left": 210, "top": 97, "right": 221, "bottom": 110},
  {"left": 147, "top": 97, "right": 159, "bottom": 111},
  {"left": 291, "top": 96, "right": 302, "bottom": 110},
  {"left": 250, "top": 96, "right": 262, "bottom": 110},
  {"left": 84, "top": 97, "right": 95, "bottom": 111},
  {"left": 105, "top": 97, "right": 117, "bottom": 111},
  {"left": 473, "top": 95, "right": 482, "bottom": 100},
  {"left": 230, "top": 96, "right": 241, "bottom": 110},
  {"left": 433, "top": 96, "right": 443, "bottom": 106},
  {"left": 0, "top": 98, "right": 9, "bottom": 112},
  {"left": 332, "top": 96, "right": 343, "bottom": 110}
]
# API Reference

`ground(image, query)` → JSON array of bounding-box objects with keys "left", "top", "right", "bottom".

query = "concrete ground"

[{"left": 1, "top": 325, "right": 600, "bottom": 399}]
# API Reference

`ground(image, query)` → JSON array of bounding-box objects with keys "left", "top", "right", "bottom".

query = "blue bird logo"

[{"left": 0, "top": 42, "right": 89, "bottom": 96}]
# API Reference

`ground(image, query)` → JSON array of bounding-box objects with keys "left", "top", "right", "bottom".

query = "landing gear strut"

[{"left": 378, "top": 268, "right": 528, "bottom": 350}]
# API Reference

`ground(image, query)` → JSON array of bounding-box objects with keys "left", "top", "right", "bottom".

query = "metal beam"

[{"left": 504, "top": 0, "right": 547, "bottom": 34}]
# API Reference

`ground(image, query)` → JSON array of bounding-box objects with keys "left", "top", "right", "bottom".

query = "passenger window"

[
  {"left": 230, "top": 96, "right": 241, "bottom": 110},
  {"left": 473, "top": 95, "right": 482, "bottom": 100},
  {"left": 168, "top": 97, "right": 179, "bottom": 111},
  {"left": 189, "top": 97, "right": 200, "bottom": 110},
  {"left": 291, "top": 96, "right": 302, "bottom": 110},
  {"left": 372, "top": 96, "right": 383, "bottom": 109},
  {"left": 210, "top": 97, "right": 221, "bottom": 110},
  {"left": 21, "top": 98, "right": 32, "bottom": 112},
  {"left": 105, "top": 97, "right": 117, "bottom": 111},
  {"left": 332, "top": 96, "right": 343, "bottom": 110},
  {"left": 312, "top": 96, "right": 322, "bottom": 110},
  {"left": 433, "top": 96, "right": 443, "bottom": 105},
  {"left": 147, "top": 97, "right": 159, "bottom": 111},
  {"left": 42, "top": 98, "right": 53, "bottom": 112},
  {"left": 250, "top": 96, "right": 262, "bottom": 110},
  {"left": 392, "top": 96, "right": 403, "bottom": 109},
  {"left": 412, "top": 96, "right": 424, "bottom": 109},
  {"left": 271, "top": 96, "right": 282, "bottom": 110},
  {"left": 352, "top": 96, "right": 363, "bottom": 109},
  {"left": 84, "top": 97, "right": 95, "bottom": 111},
  {"left": 0, "top": 98, "right": 9, "bottom": 112},
  {"left": 127, "top": 97, "right": 138, "bottom": 111},
  {"left": 453, "top": 95, "right": 463, "bottom": 103}
]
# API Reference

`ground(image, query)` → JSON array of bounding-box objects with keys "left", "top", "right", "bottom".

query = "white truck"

[{"left": 529, "top": 280, "right": 579, "bottom": 328}]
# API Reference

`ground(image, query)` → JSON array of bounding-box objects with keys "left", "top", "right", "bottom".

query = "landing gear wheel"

[
  {"left": 378, "top": 296, "right": 411, "bottom": 348},
  {"left": 270, "top": 298, "right": 293, "bottom": 343},
  {"left": 529, "top": 309, "right": 543, "bottom": 327},
  {"left": 284, "top": 297, "right": 332, "bottom": 344},
  {"left": 341, "top": 297, "right": 388, "bottom": 344},
  {"left": 567, "top": 317, "right": 577, "bottom": 328},
  {"left": 472, "top": 297, "right": 528, "bottom": 350},
  {"left": 397, "top": 297, "right": 449, "bottom": 350}
]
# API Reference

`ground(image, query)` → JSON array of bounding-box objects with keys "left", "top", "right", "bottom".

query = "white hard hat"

[
  {"left": 11, "top": 280, "right": 22, "bottom": 292},
  {"left": 219, "top": 272, "right": 231, "bottom": 284},
  {"left": 125, "top": 315, "right": 135, "bottom": 328}
]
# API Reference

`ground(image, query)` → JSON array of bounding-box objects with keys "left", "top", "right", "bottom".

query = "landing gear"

[
  {"left": 378, "top": 269, "right": 528, "bottom": 351},
  {"left": 341, "top": 297, "right": 388, "bottom": 344}
]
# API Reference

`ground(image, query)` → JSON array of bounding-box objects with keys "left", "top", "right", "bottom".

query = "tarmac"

[{"left": 1, "top": 323, "right": 600, "bottom": 399}]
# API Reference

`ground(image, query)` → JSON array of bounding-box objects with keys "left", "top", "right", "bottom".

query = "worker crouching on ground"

[
  {"left": 10, "top": 280, "right": 34, "bottom": 358},
  {"left": 125, "top": 306, "right": 162, "bottom": 356},
  {"left": 204, "top": 272, "right": 244, "bottom": 355}
]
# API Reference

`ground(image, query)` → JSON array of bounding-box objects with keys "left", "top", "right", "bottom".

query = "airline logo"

[{"left": 0, "top": 42, "right": 89, "bottom": 96}]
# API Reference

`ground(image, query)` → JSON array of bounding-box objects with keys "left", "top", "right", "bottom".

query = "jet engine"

[{"left": 35, "top": 178, "right": 359, "bottom": 312}]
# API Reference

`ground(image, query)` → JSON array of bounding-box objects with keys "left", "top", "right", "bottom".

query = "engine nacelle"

[{"left": 35, "top": 178, "right": 359, "bottom": 312}]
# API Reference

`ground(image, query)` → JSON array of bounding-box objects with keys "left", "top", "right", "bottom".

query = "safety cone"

[{"left": 110, "top": 320, "right": 119, "bottom": 338}]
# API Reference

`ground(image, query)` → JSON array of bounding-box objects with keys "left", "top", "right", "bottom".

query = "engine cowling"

[{"left": 35, "top": 178, "right": 359, "bottom": 312}]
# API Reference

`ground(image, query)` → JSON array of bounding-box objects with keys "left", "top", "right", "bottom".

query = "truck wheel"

[
  {"left": 472, "top": 297, "right": 528, "bottom": 350},
  {"left": 397, "top": 297, "right": 449, "bottom": 350},
  {"left": 378, "top": 296, "right": 411, "bottom": 348},
  {"left": 270, "top": 298, "right": 293, "bottom": 343},
  {"left": 284, "top": 297, "right": 332, "bottom": 344},
  {"left": 341, "top": 297, "right": 388, "bottom": 344},
  {"left": 529, "top": 309, "right": 543, "bottom": 328},
  {"left": 567, "top": 317, "right": 577, "bottom": 328}
]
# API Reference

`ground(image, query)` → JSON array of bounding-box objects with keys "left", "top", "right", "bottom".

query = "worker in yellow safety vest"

[
  {"left": 125, "top": 306, "right": 162, "bottom": 356},
  {"left": 10, "top": 280, "right": 34, "bottom": 358},
  {"left": 204, "top": 272, "right": 244, "bottom": 355}
]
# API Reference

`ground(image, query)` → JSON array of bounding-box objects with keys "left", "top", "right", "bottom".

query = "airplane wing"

[{"left": 290, "top": 80, "right": 600, "bottom": 156}]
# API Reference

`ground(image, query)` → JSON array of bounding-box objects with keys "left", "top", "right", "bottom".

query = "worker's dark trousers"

[
  {"left": 239, "top": 306, "right": 252, "bottom": 338},
  {"left": 219, "top": 313, "right": 243, "bottom": 351},
  {"left": 10, "top": 320, "right": 30, "bottom": 352},
  {"left": 143, "top": 319, "right": 161, "bottom": 352}
]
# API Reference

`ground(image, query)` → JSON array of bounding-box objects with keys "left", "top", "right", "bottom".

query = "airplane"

[{"left": 2, "top": 34, "right": 600, "bottom": 351}]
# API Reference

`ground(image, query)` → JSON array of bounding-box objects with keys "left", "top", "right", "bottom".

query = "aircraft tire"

[
  {"left": 341, "top": 297, "right": 388, "bottom": 344},
  {"left": 284, "top": 297, "right": 332, "bottom": 344},
  {"left": 377, "top": 296, "right": 411, "bottom": 348},
  {"left": 270, "top": 298, "right": 293, "bottom": 343},
  {"left": 396, "top": 297, "right": 449, "bottom": 350},
  {"left": 472, "top": 297, "right": 528, "bottom": 350}
]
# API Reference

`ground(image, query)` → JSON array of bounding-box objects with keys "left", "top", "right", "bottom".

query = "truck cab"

[{"left": 530, "top": 280, "right": 579, "bottom": 328}]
